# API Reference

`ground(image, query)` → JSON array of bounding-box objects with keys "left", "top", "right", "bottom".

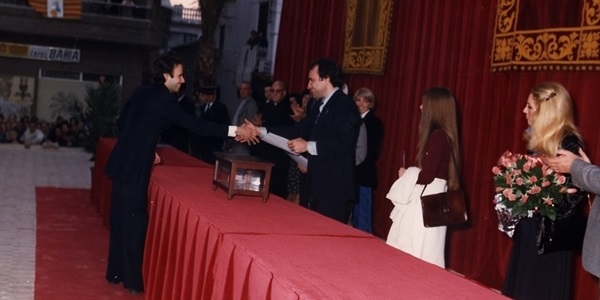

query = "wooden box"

[{"left": 212, "top": 152, "right": 274, "bottom": 202}]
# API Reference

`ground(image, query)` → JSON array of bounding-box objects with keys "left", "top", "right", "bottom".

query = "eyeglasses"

[{"left": 273, "top": 89, "right": 285, "bottom": 93}]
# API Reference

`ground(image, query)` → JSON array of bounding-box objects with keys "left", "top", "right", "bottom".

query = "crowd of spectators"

[{"left": 0, "top": 113, "right": 88, "bottom": 149}]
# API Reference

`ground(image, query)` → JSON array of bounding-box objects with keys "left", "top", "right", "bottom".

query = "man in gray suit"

[
  {"left": 546, "top": 148, "right": 599, "bottom": 288},
  {"left": 225, "top": 80, "right": 259, "bottom": 155}
]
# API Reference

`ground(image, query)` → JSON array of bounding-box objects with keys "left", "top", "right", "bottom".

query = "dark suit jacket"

[
  {"left": 105, "top": 84, "right": 228, "bottom": 184},
  {"left": 191, "top": 101, "right": 230, "bottom": 163},
  {"left": 200, "top": 101, "right": 230, "bottom": 125},
  {"left": 356, "top": 111, "right": 384, "bottom": 189},
  {"left": 160, "top": 95, "right": 195, "bottom": 153},
  {"left": 268, "top": 89, "right": 361, "bottom": 203},
  {"left": 252, "top": 98, "right": 295, "bottom": 197}
]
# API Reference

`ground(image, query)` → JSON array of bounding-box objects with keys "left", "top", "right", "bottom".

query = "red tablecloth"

[
  {"left": 91, "top": 137, "right": 211, "bottom": 227},
  {"left": 143, "top": 165, "right": 508, "bottom": 300}
]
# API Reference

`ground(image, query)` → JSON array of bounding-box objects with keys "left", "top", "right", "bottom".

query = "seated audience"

[
  {"left": 43, "top": 125, "right": 68, "bottom": 148},
  {"left": 21, "top": 118, "right": 45, "bottom": 148}
]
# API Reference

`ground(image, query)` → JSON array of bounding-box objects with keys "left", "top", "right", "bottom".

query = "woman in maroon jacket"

[{"left": 387, "top": 87, "right": 461, "bottom": 268}]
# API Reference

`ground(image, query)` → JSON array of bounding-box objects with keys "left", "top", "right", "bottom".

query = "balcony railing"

[
  {"left": 171, "top": 5, "right": 200, "bottom": 24},
  {"left": 82, "top": 0, "right": 152, "bottom": 19},
  {"left": 0, "top": 0, "right": 198, "bottom": 23},
  {"left": 0, "top": 0, "right": 27, "bottom": 5}
]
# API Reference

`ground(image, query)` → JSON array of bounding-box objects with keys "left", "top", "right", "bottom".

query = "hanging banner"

[
  {"left": 342, "top": 0, "right": 394, "bottom": 75},
  {"left": 0, "top": 42, "right": 80, "bottom": 63},
  {"left": 491, "top": 0, "right": 600, "bottom": 72},
  {"left": 27, "top": 0, "right": 81, "bottom": 19}
]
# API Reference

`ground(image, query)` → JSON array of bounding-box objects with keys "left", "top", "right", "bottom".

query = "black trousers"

[
  {"left": 309, "top": 199, "right": 351, "bottom": 224},
  {"left": 106, "top": 180, "right": 148, "bottom": 291}
]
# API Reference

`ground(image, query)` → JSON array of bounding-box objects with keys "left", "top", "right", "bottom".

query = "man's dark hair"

[
  {"left": 151, "top": 55, "right": 182, "bottom": 85},
  {"left": 309, "top": 58, "right": 345, "bottom": 88}
]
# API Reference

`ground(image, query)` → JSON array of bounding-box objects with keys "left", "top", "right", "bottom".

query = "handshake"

[{"left": 234, "top": 119, "right": 261, "bottom": 145}]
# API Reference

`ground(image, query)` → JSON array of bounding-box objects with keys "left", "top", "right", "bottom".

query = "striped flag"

[{"left": 28, "top": 0, "right": 81, "bottom": 19}]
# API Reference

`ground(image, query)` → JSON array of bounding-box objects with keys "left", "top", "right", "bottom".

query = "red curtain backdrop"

[{"left": 273, "top": 0, "right": 599, "bottom": 298}]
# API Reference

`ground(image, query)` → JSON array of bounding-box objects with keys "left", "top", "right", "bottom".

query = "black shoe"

[
  {"left": 128, "top": 288, "right": 143, "bottom": 295},
  {"left": 107, "top": 275, "right": 122, "bottom": 285}
]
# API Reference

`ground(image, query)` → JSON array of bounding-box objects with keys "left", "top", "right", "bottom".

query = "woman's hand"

[{"left": 398, "top": 167, "right": 406, "bottom": 178}]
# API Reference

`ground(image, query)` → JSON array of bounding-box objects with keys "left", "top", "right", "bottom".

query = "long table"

[
  {"left": 92, "top": 137, "right": 506, "bottom": 299},
  {"left": 142, "top": 166, "right": 508, "bottom": 299}
]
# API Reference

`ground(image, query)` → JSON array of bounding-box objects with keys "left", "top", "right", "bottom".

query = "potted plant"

[{"left": 82, "top": 80, "right": 121, "bottom": 154}]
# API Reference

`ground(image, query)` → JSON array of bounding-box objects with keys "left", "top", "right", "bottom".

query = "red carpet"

[{"left": 35, "top": 187, "right": 141, "bottom": 299}]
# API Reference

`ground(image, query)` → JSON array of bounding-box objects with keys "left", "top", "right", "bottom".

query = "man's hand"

[
  {"left": 544, "top": 148, "right": 590, "bottom": 173},
  {"left": 235, "top": 119, "right": 260, "bottom": 145},
  {"left": 153, "top": 152, "right": 162, "bottom": 165},
  {"left": 288, "top": 138, "right": 307, "bottom": 154}
]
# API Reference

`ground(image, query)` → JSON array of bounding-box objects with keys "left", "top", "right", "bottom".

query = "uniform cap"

[{"left": 198, "top": 85, "right": 218, "bottom": 95}]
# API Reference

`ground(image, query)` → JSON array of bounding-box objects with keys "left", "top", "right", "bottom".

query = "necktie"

[{"left": 314, "top": 100, "right": 324, "bottom": 123}]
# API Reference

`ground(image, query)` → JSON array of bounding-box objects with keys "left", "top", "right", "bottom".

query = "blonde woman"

[
  {"left": 502, "top": 81, "right": 587, "bottom": 300},
  {"left": 352, "top": 88, "right": 384, "bottom": 233}
]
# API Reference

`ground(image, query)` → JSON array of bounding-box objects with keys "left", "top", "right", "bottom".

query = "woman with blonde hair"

[
  {"left": 386, "top": 87, "right": 461, "bottom": 268},
  {"left": 524, "top": 82, "right": 582, "bottom": 156},
  {"left": 352, "top": 87, "right": 383, "bottom": 233},
  {"left": 502, "top": 81, "right": 587, "bottom": 299}
]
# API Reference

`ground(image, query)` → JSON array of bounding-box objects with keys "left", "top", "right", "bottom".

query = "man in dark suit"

[
  {"left": 104, "top": 55, "right": 256, "bottom": 294},
  {"left": 251, "top": 80, "right": 295, "bottom": 198},
  {"left": 247, "top": 58, "right": 361, "bottom": 223},
  {"left": 190, "top": 85, "right": 230, "bottom": 164}
]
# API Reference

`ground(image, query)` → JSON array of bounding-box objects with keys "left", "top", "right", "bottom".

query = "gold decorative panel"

[
  {"left": 342, "top": 0, "right": 394, "bottom": 75},
  {"left": 491, "top": 0, "right": 600, "bottom": 71}
]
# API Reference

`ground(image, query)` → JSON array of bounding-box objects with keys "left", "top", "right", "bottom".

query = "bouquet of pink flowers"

[{"left": 492, "top": 150, "right": 574, "bottom": 223}]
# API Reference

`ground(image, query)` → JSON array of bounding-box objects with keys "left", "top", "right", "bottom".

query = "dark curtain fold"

[
  {"left": 274, "top": 0, "right": 599, "bottom": 298},
  {"left": 518, "top": 0, "right": 583, "bottom": 29}
]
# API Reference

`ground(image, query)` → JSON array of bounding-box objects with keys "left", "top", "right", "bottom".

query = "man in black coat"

[
  {"left": 247, "top": 58, "right": 361, "bottom": 223},
  {"left": 190, "top": 85, "right": 230, "bottom": 164},
  {"left": 251, "top": 80, "right": 295, "bottom": 198},
  {"left": 104, "top": 55, "right": 256, "bottom": 294}
]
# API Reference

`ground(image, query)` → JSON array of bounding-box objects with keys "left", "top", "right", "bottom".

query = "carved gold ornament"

[{"left": 491, "top": 0, "right": 600, "bottom": 71}]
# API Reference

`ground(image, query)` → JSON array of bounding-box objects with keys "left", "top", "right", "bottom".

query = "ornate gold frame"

[
  {"left": 342, "top": 0, "right": 394, "bottom": 75},
  {"left": 491, "top": 0, "right": 600, "bottom": 71}
]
